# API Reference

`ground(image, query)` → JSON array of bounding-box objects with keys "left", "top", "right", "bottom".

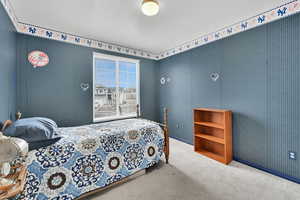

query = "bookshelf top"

[{"left": 194, "top": 108, "right": 231, "bottom": 113}]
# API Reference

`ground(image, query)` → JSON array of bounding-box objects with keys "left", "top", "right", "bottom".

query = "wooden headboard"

[
  {"left": 1, "top": 112, "right": 21, "bottom": 131},
  {"left": 1, "top": 120, "right": 13, "bottom": 131}
]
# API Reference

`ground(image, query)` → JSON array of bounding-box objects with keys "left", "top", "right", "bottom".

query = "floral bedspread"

[{"left": 15, "top": 118, "right": 164, "bottom": 200}]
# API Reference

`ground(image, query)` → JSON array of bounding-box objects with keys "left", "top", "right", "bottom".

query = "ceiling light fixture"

[{"left": 141, "top": 0, "right": 159, "bottom": 16}]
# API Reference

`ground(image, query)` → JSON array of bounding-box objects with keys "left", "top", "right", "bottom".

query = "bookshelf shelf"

[
  {"left": 195, "top": 133, "right": 225, "bottom": 144},
  {"left": 194, "top": 121, "right": 224, "bottom": 129}
]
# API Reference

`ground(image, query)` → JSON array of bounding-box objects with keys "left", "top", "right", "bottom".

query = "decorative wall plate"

[
  {"left": 28, "top": 51, "right": 49, "bottom": 68},
  {"left": 210, "top": 72, "right": 219, "bottom": 82}
]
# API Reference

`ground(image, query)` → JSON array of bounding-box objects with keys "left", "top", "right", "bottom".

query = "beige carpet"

[{"left": 87, "top": 138, "right": 300, "bottom": 200}]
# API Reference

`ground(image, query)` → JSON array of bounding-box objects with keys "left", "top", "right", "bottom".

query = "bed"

[{"left": 11, "top": 108, "right": 169, "bottom": 200}]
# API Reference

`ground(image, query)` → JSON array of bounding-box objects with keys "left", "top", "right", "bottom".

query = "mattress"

[{"left": 15, "top": 118, "right": 164, "bottom": 200}]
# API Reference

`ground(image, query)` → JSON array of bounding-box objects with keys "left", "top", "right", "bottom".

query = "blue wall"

[
  {"left": 16, "top": 34, "right": 158, "bottom": 127},
  {"left": 0, "top": 4, "right": 16, "bottom": 121},
  {"left": 9, "top": 1, "right": 300, "bottom": 182},
  {"left": 158, "top": 13, "right": 300, "bottom": 180}
]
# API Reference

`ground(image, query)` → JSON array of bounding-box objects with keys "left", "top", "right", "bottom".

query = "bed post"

[
  {"left": 163, "top": 108, "right": 169, "bottom": 164},
  {"left": 136, "top": 104, "right": 140, "bottom": 118}
]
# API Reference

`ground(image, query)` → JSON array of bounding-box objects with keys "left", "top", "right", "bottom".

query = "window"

[{"left": 93, "top": 52, "right": 140, "bottom": 122}]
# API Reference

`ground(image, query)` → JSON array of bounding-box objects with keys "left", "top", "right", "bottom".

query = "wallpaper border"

[
  {"left": 0, "top": 0, "right": 158, "bottom": 60},
  {"left": 158, "top": 0, "right": 300, "bottom": 59},
  {"left": 1, "top": 0, "right": 300, "bottom": 60},
  {"left": 17, "top": 22, "right": 158, "bottom": 60}
]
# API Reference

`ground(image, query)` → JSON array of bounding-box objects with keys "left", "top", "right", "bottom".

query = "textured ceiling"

[{"left": 10, "top": 0, "right": 290, "bottom": 54}]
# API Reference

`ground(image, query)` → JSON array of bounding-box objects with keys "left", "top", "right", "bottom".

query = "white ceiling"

[{"left": 11, "top": 0, "right": 290, "bottom": 54}]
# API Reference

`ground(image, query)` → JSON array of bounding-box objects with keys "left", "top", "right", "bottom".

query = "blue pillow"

[{"left": 3, "top": 117, "right": 61, "bottom": 150}]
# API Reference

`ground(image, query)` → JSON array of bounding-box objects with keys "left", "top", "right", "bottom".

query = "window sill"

[{"left": 93, "top": 114, "right": 138, "bottom": 123}]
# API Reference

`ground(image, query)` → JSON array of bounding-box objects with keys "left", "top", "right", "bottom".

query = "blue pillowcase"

[{"left": 3, "top": 117, "right": 61, "bottom": 150}]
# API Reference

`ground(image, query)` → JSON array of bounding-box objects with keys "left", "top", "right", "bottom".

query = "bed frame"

[
  {"left": 1, "top": 120, "right": 12, "bottom": 132},
  {"left": 1, "top": 107, "right": 170, "bottom": 199},
  {"left": 76, "top": 105, "right": 170, "bottom": 199},
  {"left": 136, "top": 104, "right": 169, "bottom": 164}
]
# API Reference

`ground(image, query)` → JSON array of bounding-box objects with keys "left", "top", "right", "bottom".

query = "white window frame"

[{"left": 93, "top": 52, "right": 140, "bottom": 122}]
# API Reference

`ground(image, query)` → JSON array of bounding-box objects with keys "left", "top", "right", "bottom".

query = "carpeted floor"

[{"left": 87, "top": 138, "right": 300, "bottom": 200}]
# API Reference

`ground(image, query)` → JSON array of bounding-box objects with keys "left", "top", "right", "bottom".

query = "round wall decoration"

[{"left": 28, "top": 51, "right": 49, "bottom": 68}]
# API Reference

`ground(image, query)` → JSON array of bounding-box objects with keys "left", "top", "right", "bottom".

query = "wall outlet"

[
  {"left": 176, "top": 124, "right": 184, "bottom": 128},
  {"left": 289, "top": 151, "right": 296, "bottom": 160}
]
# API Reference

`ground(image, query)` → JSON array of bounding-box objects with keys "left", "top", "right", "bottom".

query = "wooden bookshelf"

[{"left": 194, "top": 108, "right": 232, "bottom": 164}]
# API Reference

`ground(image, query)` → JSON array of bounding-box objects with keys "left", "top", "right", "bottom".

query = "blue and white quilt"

[{"left": 15, "top": 118, "right": 164, "bottom": 200}]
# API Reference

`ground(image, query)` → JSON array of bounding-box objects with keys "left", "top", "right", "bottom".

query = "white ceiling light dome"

[{"left": 141, "top": 0, "right": 159, "bottom": 16}]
